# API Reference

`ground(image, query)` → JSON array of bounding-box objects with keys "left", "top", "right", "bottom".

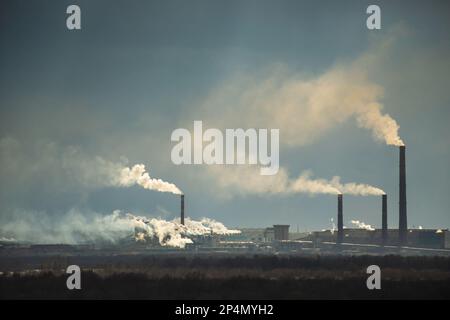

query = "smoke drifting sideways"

[
  {"left": 198, "top": 46, "right": 405, "bottom": 148},
  {"left": 323, "top": 219, "right": 375, "bottom": 232},
  {"left": 119, "top": 164, "right": 183, "bottom": 195},
  {"left": 210, "top": 166, "right": 385, "bottom": 197},
  {"left": 0, "top": 210, "right": 240, "bottom": 248},
  {"left": 0, "top": 138, "right": 183, "bottom": 197},
  {"left": 0, "top": 139, "right": 202, "bottom": 246},
  {"left": 329, "top": 176, "right": 385, "bottom": 196},
  {"left": 198, "top": 49, "right": 404, "bottom": 197}
]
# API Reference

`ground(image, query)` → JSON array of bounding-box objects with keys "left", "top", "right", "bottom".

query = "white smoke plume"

[
  {"left": 0, "top": 137, "right": 182, "bottom": 196},
  {"left": 198, "top": 56, "right": 404, "bottom": 147},
  {"left": 0, "top": 210, "right": 240, "bottom": 249},
  {"left": 209, "top": 166, "right": 384, "bottom": 196},
  {"left": 350, "top": 220, "right": 375, "bottom": 231},
  {"left": 119, "top": 164, "right": 182, "bottom": 195},
  {"left": 132, "top": 214, "right": 240, "bottom": 248},
  {"left": 195, "top": 58, "right": 399, "bottom": 196},
  {"left": 184, "top": 217, "right": 242, "bottom": 236},
  {"left": 329, "top": 176, "right": 385, "bottom": 196},
  {"left": 356, "top": 105, "right": 404, "bottom": 146}
]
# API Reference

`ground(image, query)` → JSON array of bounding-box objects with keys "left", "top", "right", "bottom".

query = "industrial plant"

[
  {"left": 1, "top": 145, "right": 449, "bottom": 257},
  {"left": 155, "top": 145, "right": 449, "bottom": 253}
]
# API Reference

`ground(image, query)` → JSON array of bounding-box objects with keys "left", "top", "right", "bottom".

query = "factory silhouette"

[
  {"left": 174, "top": 145, "right": 450, "bottom": 252},
  {"left": 2, "top": 145, "right": 449, "bottom": 255}
]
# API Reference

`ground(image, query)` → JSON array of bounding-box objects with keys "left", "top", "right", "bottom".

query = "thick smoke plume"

[
  {"left": 210, "top": 166, "right": 384, "bottom": 196},
  {"left": 0, "top": 210, "right": 240, "bottom": 248},
  {"left": 0, "top": 137, "right": 182, "bottom": 197},
  {"left": 356, "top": 106, "right": 404, "bottom": 146},
  {"left": 199, "top": 59, "right": 404, "bottom": 147},
  {"left": 132, "top": 214, "right": 240, "bottom": 248},
  {"left": 119, "top": 164, "right": 182, "bottom": 195},
  {"left": 194, "top": 56, "right": 402, "bottom": 196}
]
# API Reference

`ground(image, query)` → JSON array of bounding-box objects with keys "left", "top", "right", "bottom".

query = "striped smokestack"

[
  {"left": 180, "top": 194, "right": 185, "bottom": 225},
  {"left": 337, "top": 194, "right": 343, "bottom": 244},
  {"left": 382, "top": 194, "right": 387, "bottom": 245},
  {"left": 399, "top": 146, "right": 407, "bottom": 245}
]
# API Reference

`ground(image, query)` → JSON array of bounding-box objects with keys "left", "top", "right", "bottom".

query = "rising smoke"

[
  {"left": 198, "top": 56, "right": 404, "bottom": 148},
  {"left": 0, "top": 138, "right": 188, "bottom": 245},
  {"left": 356, "top": 106, "right": 404, "bottom": 146},
  {"left": 209, "top": 166, "right": 384, "bottom": 196},
  {"left": 195, "top": 47, "right": 404, "bottom": 195},
  {"left": 329, "top": 176, "right": 385, "bottom": 196},
  {"left": 132, "top": 214, "right": 240, "bottom": 248},
  {"left": 0, "top": 137, "right": 182, "bottom": 196},
  {"left": 0, "top": 209, "right": 239, "bottom": 248},
  {"left": 119, "top": 164, "right": 182, "bottom": 195}
]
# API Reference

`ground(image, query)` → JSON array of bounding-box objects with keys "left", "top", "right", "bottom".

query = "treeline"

[
  {"left": 135, "top": 254, "right": 450, "bottom": 271},
  {"left": 2, "top": 254, "right": 450, "bottom": 273},
  {"left": 1, "top": 270, "right": 450, "bottom": 299}
]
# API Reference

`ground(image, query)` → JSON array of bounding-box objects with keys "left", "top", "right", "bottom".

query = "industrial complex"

[
  {"left": 180, "top": 145, "right": 450, "bottom": 252},
  {"left": 1, "top": 145, "right": 449, "bottom": 256}
]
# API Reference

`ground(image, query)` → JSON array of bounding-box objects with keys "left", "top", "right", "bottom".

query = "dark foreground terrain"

[{"left": 1, "top": 254, "right": 450, "bottom": 299}]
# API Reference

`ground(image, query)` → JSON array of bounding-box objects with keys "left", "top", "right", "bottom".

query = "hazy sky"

[{"left": 1, "top": 0, "right": 450, "bottom": 236}]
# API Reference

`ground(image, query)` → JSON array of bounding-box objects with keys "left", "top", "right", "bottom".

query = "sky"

[{"left": 0, "top": 0, "right": 450, "bottom": 242}]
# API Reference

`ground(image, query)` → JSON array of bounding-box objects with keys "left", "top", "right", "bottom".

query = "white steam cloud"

[
  {"left": 119, "top": 164, "right": 182, "bottom": 195},
  {"left": 350, "top": 220, "right": 375, "bottom": 231},
  {"left": 0, "top": 137, "right": 182, "bottom": 196},
  {"left": 0, "top": 210, "right": 240, "bottom": 248},
  {"left": 209, "top": 166, "right": 384, "bottom": 196},
  {"left": 132, "top": 214, "right": 240, "bottom": 248}
]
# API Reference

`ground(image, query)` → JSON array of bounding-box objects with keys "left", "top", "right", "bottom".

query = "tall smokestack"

[
  {"left": 382, "top": 194, "right": 387, "bottom": 245},
  {"left": 180, "top": 194, "right": 185, "bottom": 225},
  {"left": 399, "top": 146, "right": 407, "bottom": 245},
  {"left": 337, "top": 194, "right": 343, "bottom": 244}
]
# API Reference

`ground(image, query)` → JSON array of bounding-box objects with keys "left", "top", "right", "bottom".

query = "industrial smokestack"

[
  {"left": 399, "top": 146, "right": 407, "bottom": 245},
  {"left": 382, "top": 194, "right": 387, "bottom": 245},
  {"left": 180, "top": 194, "right": 185, "bottom": 225},
  {"left": 337, "top": 194, "right": 343, "bottom": 244}
]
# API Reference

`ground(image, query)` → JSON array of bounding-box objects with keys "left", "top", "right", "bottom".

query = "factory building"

[
  {"left": 263, "top": 228, "right": 275, "bottom": 242},
  {"left": 225, "top": 225, "right": 298, "bottom": 243},
  {"left": 273, "top": 225, "right": 290, "bottom": 241},
  {"left": 307, "top": 228, "right": 450, "bottom": 249}
]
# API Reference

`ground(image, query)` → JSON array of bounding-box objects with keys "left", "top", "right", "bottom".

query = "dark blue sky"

[{"left": 1, "top": 0, "right": 449, "bottom": 232}]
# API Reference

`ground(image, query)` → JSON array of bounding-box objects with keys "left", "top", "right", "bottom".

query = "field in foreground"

[{"left": 1, "top": 254, "right": 450, "bottom": 299}]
